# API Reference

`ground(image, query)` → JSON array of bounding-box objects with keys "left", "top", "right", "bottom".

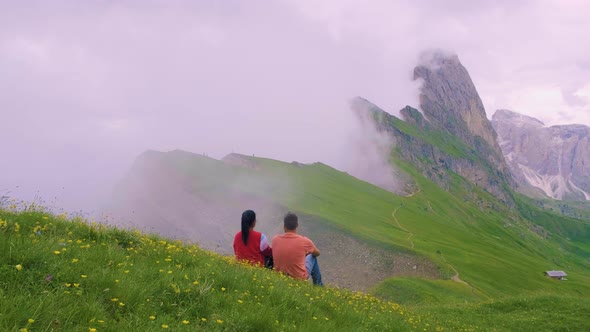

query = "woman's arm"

[{"left": 260, "top": 233, "right": 272, "bottom": 257}]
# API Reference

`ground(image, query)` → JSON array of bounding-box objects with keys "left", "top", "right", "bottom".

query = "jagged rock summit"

[
  {"left": 413, "top": 51, "right": 508, "bottom": 175},
  {"left": 492, "top": 109, "right": 590, "bottom": 201},
  {"left": 353, "top": 51, "right": 515, "bottom": 204}
]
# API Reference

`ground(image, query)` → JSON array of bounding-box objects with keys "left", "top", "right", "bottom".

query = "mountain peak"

[
  {"left": 413, "top": 51, "right": 500, "bottom": 153},
  {"left": 492, "top": 109, "right": 545, "bottom": 128},
  {"left": 417, "top": 50, "right": 461, "bottom": 71},
  {"left": 412, "top": 51, "right": 513, "bottom": 189}
]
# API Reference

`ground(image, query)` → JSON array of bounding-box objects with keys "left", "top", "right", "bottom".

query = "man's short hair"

[{"left": 284, "top": 212, "right": 298, "bottom": 230}]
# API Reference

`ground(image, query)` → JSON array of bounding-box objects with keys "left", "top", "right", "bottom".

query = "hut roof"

[{"left": 545, "top": 270, "right": 567, "bottom": 277}]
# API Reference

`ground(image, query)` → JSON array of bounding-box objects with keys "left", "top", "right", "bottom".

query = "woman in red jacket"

[{"left": 233, "top": 210, "right": 272, "bottom": 266}]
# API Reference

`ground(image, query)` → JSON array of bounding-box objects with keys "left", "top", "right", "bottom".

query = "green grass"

[
  {"left": 4, "top": 207, "right": 589, "bottom": 331},
  {"left": 372, "top": 277, "right": 483, "bottom": 306},
  {"left": 534, "top": 198, "right": 590, "bottom": 221},
  {"left": 0, "top": 209, "right": 430, "bottom": 332},
  {"left": 3, "top": 150, "right": 590, "bottom": 331},
  {"left": 136, "top": 150, "right": 590, "bottom": 302},
  {"left": 417, "top": 294, "right": 590, "bottom": 331}
]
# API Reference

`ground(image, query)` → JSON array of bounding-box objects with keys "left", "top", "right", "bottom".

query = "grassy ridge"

[
  {"left": 0, "top": 208, "right": 433, "bottom": 332},
  {"left": 146, "top": 150, "right": 590, "bottom": 301},
  {"left": 3, "top": 207, "right": 589, "bottom": 331},
  {"left": 373, "top": 278, "right": 590, "bottom": 330},
  {"left": 417, "top": 294, "right": 590, "bottom": 331}
]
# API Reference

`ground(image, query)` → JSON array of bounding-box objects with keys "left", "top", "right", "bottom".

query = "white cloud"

[
  {"left": 574, "top": 84, "right": 590, "bottom": 103},
  {"left": 1, "top": 1, "right": 590, "bottom": 211},
  {"left": 507, "top": 85, "right": 590, "bottom": 126},
  {"left": 101, "top": 118, "right": 129, "bottom": 131}
]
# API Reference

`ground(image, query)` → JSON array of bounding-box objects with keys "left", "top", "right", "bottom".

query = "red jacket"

[{"left": 233, "top": 230, "right": 272, "bottom": 266}]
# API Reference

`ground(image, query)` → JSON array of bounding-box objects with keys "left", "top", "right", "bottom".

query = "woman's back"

[{"left": 233, "top": 230, "right": 264, "bottom": 266}]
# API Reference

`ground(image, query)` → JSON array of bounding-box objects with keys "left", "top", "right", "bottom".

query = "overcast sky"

[{"left": 1, "top": 0, "right": 589, "bottom": 212}]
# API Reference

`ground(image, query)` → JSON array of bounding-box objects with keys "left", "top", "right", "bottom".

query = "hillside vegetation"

[
  {"left": 0, "top": 208, "right": 431, "bottom": 331},
  {"left": 123, "top": 150, "right": 590, "bottom": 299},
  {"left": 3, "top": 207, "right": 590, "bottom": 331},
  {"left": 100, "top": 149, "right": 590, "bottom": 330}
]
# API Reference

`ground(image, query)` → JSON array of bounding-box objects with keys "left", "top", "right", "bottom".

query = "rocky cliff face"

[
  {"left": 492, "top": 109, "right": 590, "bottom": 201},
  {"left": 413, "top": 52, "right": 510, "bottom": 177},
  {"left": 353, "top": 51, "right": 515, "bottom": 204}
]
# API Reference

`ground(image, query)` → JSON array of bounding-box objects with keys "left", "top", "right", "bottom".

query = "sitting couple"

[{"left": 233, "top": 210, "right": 323, "bottom": 286}]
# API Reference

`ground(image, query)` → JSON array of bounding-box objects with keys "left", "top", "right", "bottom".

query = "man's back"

[{"left": 272, "top": 233, "right": 317, "bottom": 280}]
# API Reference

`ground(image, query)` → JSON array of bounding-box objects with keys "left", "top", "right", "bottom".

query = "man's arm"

[
  {"left": 310, "top": 247, "right": 320, "bottom": 257},
  {"left": 306, "top": 238, "right": 320, "bottom": 257}
]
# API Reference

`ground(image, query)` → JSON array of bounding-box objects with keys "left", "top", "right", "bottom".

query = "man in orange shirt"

[{"left": 272, "top": 212, "right": 323, "bottom": 286}]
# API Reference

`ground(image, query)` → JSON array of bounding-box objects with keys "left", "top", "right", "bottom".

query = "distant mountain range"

[{"left": 492, "top": 109, "right": 590, "bottom": 201}]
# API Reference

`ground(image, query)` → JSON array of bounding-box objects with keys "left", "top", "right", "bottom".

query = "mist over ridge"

[{"left": 2, "top": 1, "right": 590, "bottom": 212}]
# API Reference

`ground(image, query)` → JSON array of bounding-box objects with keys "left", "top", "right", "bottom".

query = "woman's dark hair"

[{"left": 241, "top": 210, "right": 256, "bottom": 245}]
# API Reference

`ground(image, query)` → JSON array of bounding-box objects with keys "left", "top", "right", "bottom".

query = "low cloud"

[{"left": 1, "top": 1, "right": 589, "bottom": 211}]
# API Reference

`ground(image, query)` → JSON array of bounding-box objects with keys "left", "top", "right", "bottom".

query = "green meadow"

[
  {"left": 0, "top": 209, "right": 433, "bottom": 331},
  {"left": 2, "top": 149, "right": 590, "bottom": 331}
]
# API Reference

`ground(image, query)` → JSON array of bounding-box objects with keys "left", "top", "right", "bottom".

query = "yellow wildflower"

[
  {"left": 161, "top": 324, "right": 169, "bottom": 329},
  {"left": 216, "top": 319, "right": 223, "bottom": 324},
  {"left": 149, "top": 316, "right": 156, "bottom": 320},
  {"left": 53, "top": 251, "right": 61, "bottom": 255},
  {"left": 89, "top": 328, "right": 97, "bottom": 332},
  {"left": 111, "top": 298, "right": 119, "bottom": 302},
  {"left": 72, "top": 258, "right": 79, "bottom": 263},
  {"left": 201, "top": 318, "right": 207, "bottom": 322},
  {"left": 182, "top": 320, "right": 189, "bottom": 325},
  {"left": 28, "top": 318, "right": 34, "bottom": 324},
  {"left": 16, "top": 264, "right": 23, "bottom": 271},
  {"left": 73, "top": 283, "right": 80, "bottom": 288},
  {"left": 81, "top": 275, "right": 87, "bottom": 278}
]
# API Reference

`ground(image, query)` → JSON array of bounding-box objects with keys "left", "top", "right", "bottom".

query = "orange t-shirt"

[{"left": 271, "top": 233, "right": 317, "bottom": 280}]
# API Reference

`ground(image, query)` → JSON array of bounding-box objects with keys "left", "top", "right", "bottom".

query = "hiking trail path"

[{"left": 392, "top": 201, "right": 471, "bottom": 287}]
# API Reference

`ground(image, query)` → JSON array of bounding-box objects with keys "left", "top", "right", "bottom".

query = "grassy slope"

[
  {"left": 0, "top": 209, "right": 429, "bottom": 332},
  {"left": 160, "top": 152, "right": 590, "bottom": 299},
  {"left": 3, "top": 152, "right": 590, "bottom": 330},
  {"left": 530, "top": 196, "right": 590, "bottom": 221},
  {"left": 3, "top": 200, "right": 589, "bottom": 331}
]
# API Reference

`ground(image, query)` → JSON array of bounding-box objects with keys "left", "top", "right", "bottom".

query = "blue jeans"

[{"left": 305, "top": 254, "right": 323, "bottom": 286}]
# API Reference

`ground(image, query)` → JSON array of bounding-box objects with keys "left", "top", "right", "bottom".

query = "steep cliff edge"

[{"left": 353, "top": 52, "right": 514, "bottom": 204}]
